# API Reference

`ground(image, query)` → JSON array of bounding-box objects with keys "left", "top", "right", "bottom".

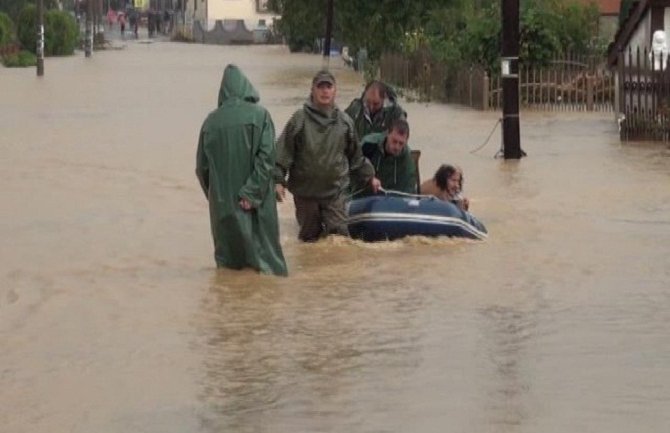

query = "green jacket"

[
  {"left": 196, "top": 65, "right": 287, "bottom": 276},
  {"left": 275, "top": 101, "right": 374, "bottom": 199},
  {"left": 357, "top": 132, "right": 417, "bottom": 197},
  {"left": 344, "top": 84, "right": 406, "bottom": 139}
]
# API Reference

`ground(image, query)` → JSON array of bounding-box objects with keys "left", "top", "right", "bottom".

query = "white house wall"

[
  {"left": 207, "top": 0, "right": 277, "bottom": 30},
  {"left": 629, "top": 12, "right": 650, "bottom": 53}
]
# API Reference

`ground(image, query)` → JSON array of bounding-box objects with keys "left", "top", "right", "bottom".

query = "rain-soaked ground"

[{"left": 1, "top": 41, "right": 670, "bottom": 433}]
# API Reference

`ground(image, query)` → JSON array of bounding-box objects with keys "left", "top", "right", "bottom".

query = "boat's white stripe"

[{"left": 348, "top": 212, "right": 488, "bottom": 239}]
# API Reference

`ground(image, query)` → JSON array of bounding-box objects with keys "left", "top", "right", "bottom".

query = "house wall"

[
  {"left": 207, "top": 0, "right": 276, "bottom": 30},
  {"left": 628, "top": 12, "right": 651, "bottom": 55}
]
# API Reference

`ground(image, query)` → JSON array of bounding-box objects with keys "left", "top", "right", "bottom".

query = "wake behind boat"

[{"left": 347, "top": 191, "right": 488, "bottom": 242}]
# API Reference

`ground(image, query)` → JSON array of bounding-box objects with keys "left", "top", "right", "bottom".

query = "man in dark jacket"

[
  {"left": 275, "top": 70, "right": 381, "bottom": 242},
  {"left": 344, "top": 80, "right": 406, "bottom": 140},
  {"left": 356, "top": 118, "right": 417, "bottom": 197},
  {"left": 196, "top": 64, "right": 288, "bottom": 276}
]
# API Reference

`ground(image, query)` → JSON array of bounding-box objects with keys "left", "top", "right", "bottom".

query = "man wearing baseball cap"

[{"left": 275, "top": 70, "right": 381, "bottom": 242}]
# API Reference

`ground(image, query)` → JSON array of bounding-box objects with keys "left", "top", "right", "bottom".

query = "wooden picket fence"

[
  {"left": 617, "top": 47, "right": 670, "bottom": 141},
  {"left": 488, "top": 58, "right": 615, "bottom": 112},
  {"left": 379, "top": 52, "right": 614, "bottom": 112},
  {"left": 379, "top": 50, "right": 451, "bottom": 103}
]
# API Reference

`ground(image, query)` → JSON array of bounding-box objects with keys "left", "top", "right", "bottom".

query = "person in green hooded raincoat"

[
  {"left": 196, "top": 64, "right": 288, "bottom": 276},
  {"left": 355, "top": 118, "right": 417, "bottom": 197}
]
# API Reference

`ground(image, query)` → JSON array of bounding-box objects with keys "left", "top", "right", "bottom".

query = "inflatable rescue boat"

[{"left": 347, "top": 192, "right": 488, "bottom": 242}]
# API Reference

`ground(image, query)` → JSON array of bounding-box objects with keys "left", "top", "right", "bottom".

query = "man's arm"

[
  {"left": 274, "top": 109, "right": 301, "bottom": 186},
  {"left": 397, "top": 150, "right": 418, "bottom": 194},
  {"left": 195, "top": 123, "right": 209, "bottom": 199},
  {"left": 238, "top": 110, "right": 276, "bottom": 208}
]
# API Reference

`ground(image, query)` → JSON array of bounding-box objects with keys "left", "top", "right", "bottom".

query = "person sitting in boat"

[
  {"left": 354, "top": 118, "right": 417, "bottom": 197},
  {"left": 420, "top": 164, "right": 470, "bottom": 211}
]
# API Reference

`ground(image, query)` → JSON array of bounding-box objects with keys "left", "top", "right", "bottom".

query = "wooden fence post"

[
  {"left": 483, "top": 72, "right": 490, "bottom": 110},
  {"left": 586, "top": 75, "right": 594, "bottom": 111}
]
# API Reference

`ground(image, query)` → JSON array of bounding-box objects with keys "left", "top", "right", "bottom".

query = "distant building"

[{"left": 187, "top": 0, "right": 277, "bottom": 39}]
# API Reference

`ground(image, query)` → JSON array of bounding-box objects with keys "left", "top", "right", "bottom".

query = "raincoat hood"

[
  {"left": 304, "top": 99, "right": 338, "bottom": 127},
  {"left": 218, "top": 64, "right": 260, "bottom": 107}
]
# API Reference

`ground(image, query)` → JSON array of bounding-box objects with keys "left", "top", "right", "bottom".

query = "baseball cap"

[{"left": 312, "top": 70, "right": 336, "bottom": 86}]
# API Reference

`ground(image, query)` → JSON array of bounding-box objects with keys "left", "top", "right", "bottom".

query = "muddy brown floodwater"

[{"left": 2, "top": 42, "right": 670, "bottom": 433}]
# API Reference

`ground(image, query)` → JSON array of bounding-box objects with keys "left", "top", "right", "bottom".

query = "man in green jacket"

[
  {"left": 196, "top": 64, "right": 288, "bottom": 276},
  {"left": 275, "top": 70, "right": 381, "bottom": 242},
  {"left": 356, "top": 118, "right": 417, "bottom": 197},
  {"left": 344, "top": 80, "right": 406, "bottom": 140}
]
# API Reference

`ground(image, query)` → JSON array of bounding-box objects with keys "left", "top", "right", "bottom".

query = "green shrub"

[
  {"left": 44, "top": 9, "right": 77, "bottom": 55},
  {"left": 16, "top": 5, "right": 78, "bottom": 55},
  {"left": 0, "top": 12, "right": 15, "bottom": 46},
  {"left": 2, "top": 48, "right": 36, "bottom": 66},
  {"left": 16, "top": 4, "right": 36, "bottom": 53}
]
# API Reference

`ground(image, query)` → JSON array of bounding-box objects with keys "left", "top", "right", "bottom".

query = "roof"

[
  {"left": 607, "top": 0, "right": 648, "bottom": 66},
  {"left": 576, "top": 0, "right": 621, "bottom": 15}
]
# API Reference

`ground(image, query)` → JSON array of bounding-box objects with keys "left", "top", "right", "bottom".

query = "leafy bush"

[
  {"left": 15, "top": 4, "right": 36, "bottom": 53},
  {"left": 16, "top": 5, "right": 78, "bottom": 55},
  {"left": 0, "top": 12, "right": 15, "bottom": 46},
  {"left": 44, "top": 9, "right": 78, "bottom": 55},
  {"left": 2, "top": 48, "right": 35, "bottom": 66}
]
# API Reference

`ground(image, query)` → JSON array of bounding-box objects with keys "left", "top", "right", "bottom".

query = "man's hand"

[
  {"left": 455, "top": 196, "right": 470, "bottom": 211},
  {"left": 275, "top": 184, "right": 286, "bottom": 202},
  {"left": 460, "top": 197, "right": 470, "bottom": 211},
  {"left": 370, "top": 177, "right": 382, "bottom": 193},
  {"left": 239, "top": 198, "right": 253, "bottom": 211}
]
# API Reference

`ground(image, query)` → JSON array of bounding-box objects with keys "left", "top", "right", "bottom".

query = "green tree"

[
  {"left": 519, "top": 5, "right": 560, "bottom": 66},
  {"left": 267, "top": 0, "right": 325, "bottom": 52},
  {"left": 15, "top": 3, "right": 35, "bottom": 52},
  {"left": 0, "top": 11, "right": 14, "bottom": 46},
  {"left": 0, "top": 0, "right": 59, "bottom": 21}
]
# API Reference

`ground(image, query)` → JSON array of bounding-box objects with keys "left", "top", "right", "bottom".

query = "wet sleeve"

[
  {"left": 238, "top": 111, "right": 276, "bottom": 208},
  {"left": 398, "top": 153, "right": 418, "bottom": 194},
  {"left": 344, "top": 98, "right": 359, "bottom": 120},
  {"left": 345, "top": 123, "right": 374, "bottom": 186},
  {"left": 274, "top": 110, "right": 299, "bottom": 185},
  {"left": 195, "top": 123, "right": 209, "bottom": 199}
]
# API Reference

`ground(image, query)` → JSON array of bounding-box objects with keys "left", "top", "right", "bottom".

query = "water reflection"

[
  {"left": 196, "top": 270, "right": 286, "bottom": 432},
  {"left": 195, "top": 263, "right": 427, "bottom": 433},
  {"left": 479, "top": 305, "right": 537, "bottom": 431}
]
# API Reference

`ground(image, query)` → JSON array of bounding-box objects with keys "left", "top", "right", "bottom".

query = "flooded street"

[{"left": 2, "top": 42, "right": 670, "bottom": 433}]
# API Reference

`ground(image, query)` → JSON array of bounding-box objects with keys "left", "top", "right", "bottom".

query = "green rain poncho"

[{"left": 196, "top": 65, "right": 288, "bottom": 276}]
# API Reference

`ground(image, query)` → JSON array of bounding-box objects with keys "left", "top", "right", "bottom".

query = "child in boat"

[{"left": 419, "top": 164, "right": 470, "bottom": 211}]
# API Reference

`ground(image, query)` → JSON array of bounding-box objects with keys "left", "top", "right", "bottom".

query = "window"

[{"left": 256, "top": 0, "right": 269, "bottom": 12}]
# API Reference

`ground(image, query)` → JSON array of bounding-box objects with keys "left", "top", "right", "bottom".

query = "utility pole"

[
  {"left": 501, "top": 0, "right": 525, "bottom": 159},
  {"left": 36, "top": 0, "right": 44, "bottom": 76},
  {"left": 85, "top": 0, "right": 93, "bottom": 57},
  {"left": 322, "top": 0, "right": 334, "bottom": 69}
]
